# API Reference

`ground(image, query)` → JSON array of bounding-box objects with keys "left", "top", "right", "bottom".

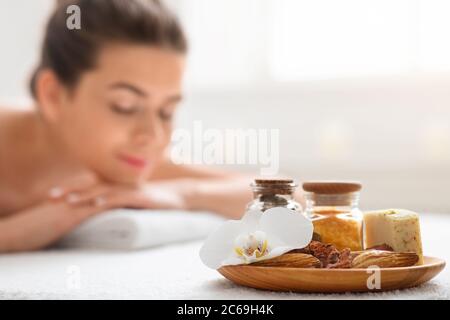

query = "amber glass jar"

[
  {"left": 302, "top": 181, "right": 363, "bottom": 251},
  {"left": 246, "top": 179, "right": 303, "bottom": 212}
]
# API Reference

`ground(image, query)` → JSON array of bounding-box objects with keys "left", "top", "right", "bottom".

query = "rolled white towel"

[{"left": 57, "top": 209, "right": 225, "bottom": 250}]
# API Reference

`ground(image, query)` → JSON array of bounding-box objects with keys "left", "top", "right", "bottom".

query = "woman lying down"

[{"left": 0, "top": 0, "right": 268, "bottom": 252}]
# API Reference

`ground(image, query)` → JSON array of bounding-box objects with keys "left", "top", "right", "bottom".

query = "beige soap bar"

[{"left": 363, "top": 209, "right": 423, "bottom": 264}]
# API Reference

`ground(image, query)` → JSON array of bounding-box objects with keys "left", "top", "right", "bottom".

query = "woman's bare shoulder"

[
  {"left": 0, "top": 108, "right": 35, "bottom": 148},
  {"left": 0, "top": 107, "right": 32, "bottom": 128},
  {"left": 0, "top": 108, "right": 15, "bottom": 132},
  {"left": 0, "top": 107, "right": 20, "bottom": 119},
  {"left": 0, "top": 105, "right": 30, "bottom": 114}
]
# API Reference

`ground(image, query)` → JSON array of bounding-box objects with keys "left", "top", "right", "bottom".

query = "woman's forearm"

[
  {"left": 182, "top": 176, "right": 306, "bottom": 219},
  {"left": 184, "top": 176, "right": 254, "bottom": 219},
  {"left": 0, "top": 219, "right": 14, "bottom": 252}
]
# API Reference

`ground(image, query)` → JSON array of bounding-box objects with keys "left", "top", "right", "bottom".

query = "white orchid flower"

[{"left": 199, "top": 207, "right": 314, "bottom": 269}]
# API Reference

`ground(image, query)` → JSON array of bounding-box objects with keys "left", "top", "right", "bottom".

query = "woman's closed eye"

[
  {"left": 110, "top": 103, "right": 140, "bottom": 115},
  {"left": 159, "top": 108, "right": 174, "bottom": 121}
]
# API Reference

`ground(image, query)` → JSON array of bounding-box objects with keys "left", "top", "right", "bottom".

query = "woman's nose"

[{"left": 133, "top": 113, "right": 166, "bottom": 147}]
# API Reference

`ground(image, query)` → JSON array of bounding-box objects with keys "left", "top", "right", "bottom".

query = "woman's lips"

[{"left": 117, "top": 154, "right": 149, "bottom": 169}]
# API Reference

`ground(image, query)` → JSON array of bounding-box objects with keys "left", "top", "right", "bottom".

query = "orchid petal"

[
  {"left": 240, "top": 209, "right": 262, "bottom": 232},
  {"left": 199, "top": 221, "right": 244, "bottom": 269},
  {"left": 260, "top": 207, "right": 313, "bottom": 249}
]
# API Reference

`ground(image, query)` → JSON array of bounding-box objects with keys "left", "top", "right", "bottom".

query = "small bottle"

[
  {"left": 302, "top": 181, "right": 363, "bottom": 251},
  {"left": 246, "top": 179, "right": 303, "bottom": 212}
]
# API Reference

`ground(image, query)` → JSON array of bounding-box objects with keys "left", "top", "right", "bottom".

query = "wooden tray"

[{"left": 218, "top": 256, "right": 445, "bottom": 293}]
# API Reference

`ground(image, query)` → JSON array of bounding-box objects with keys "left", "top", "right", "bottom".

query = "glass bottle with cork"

[
  {"left": 302, "top": 181, "right": 363, "bottom": 251},
  {"left": 246, "top": 179, "right": 303, "bottom": 212}
]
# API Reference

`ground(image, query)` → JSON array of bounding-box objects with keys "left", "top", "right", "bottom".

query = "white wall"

[{"left": 0, "top": 0, "right": 53, "bottom": 99}]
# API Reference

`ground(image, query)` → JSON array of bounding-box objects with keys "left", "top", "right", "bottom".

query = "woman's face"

[{"left": 51, "top": 44, "right": 185, "bottom": 184}]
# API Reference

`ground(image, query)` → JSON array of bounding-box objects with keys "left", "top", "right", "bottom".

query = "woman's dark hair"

[{"left": 30, "top": 0, "right": 187, "bottom": 98}]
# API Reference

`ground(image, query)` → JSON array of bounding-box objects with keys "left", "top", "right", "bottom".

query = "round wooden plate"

[{"left": 218, "top": 256, "right": 446, "bottom": 293}]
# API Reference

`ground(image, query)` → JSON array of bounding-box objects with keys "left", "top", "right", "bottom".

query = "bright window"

[{"left": 176, "top": 0, "right": 450, "bottom": 85}]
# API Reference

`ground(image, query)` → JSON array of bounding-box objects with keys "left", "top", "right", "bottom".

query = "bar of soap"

[{"left": 363, "top": 209, "right": 423, "bottom": 264}]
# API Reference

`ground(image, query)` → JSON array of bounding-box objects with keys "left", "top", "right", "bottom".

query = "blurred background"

[{"left": 1, "top": 0, "right": 449, "bottom": 212}]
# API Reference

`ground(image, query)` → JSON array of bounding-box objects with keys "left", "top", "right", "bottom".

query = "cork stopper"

[
  {"left": 254, "top": 178, "right": 294, "bottom": 185},
  {"left": 302, "top": 181, "right": 362, "bottom": 206},
  {"left": 251, "top": 178, "right": 297, "bottom": 195},
  {"left": 302, "top": 181, "right": 362, "bottom": 194}
]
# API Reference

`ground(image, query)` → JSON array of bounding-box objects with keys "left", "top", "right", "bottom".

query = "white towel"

[{"left": 57, "top": 209, "right": 225, "bottom": 250}]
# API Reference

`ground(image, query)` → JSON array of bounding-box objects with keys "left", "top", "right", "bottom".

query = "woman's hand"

[
  {"left": 62, "top": 180, "right": 190, "bottom": 211},
  {"left": 0, "top": 183, "right": 110, "bottom": 253},
  {"left": 0, "top": 176, "right": 195, "bottom": 253}
]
